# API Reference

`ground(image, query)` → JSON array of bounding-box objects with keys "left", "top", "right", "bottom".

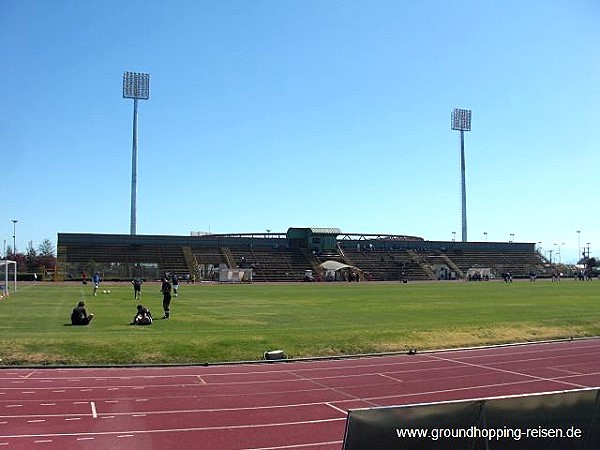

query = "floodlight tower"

[
  {"left": 451, "top": 108, "right": 472, "bottom": 242},
  {"left": 123, "top": 71, "right": 150, "bottom": 235}
]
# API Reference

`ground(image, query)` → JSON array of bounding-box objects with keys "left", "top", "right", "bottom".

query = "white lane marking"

[
  {"left": 0, "top": 417, "right": 345, "bottom": 439},
  {"left": 240, "top": 441, "right": 343, "bottom": 450},
  {"left": 378, "top": 373, "right": 403, "bottom": 382},
  {"left": 90, "top": 401, "right": 97, "bottom": 419},
  {"left": 429, "top": 354, "right": 589, "bottom": 389},
  {"left": 325, "top": 402, "right": 347, "bottom": 415}
]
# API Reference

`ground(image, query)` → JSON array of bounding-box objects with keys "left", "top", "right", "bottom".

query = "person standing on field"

[
  {"left": 172, "top": 274, "right": 179, "bottom": 297},
  {"left": 161, "top": 277, "right": 172, "bottom": 319},
  {"left": 92, "top": 272, "right": 100, "bottom": 296},
  {"left": 132, "top": 278, "right": 143, "bottom": 300}
]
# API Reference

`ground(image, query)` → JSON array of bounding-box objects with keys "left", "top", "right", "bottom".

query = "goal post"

[{"left": 1, "top": 260, "right": 17, "bottom": 297}]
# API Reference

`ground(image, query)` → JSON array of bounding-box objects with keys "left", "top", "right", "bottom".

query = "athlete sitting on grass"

[
  {"left": 131, "top": 304, "right": 153, "bottom": 325},
  {"left": 71, "top": 301, "right": 94, "bottom": 325}
]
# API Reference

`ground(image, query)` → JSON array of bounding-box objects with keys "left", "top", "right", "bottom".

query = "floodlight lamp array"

[
  {"left": 451, "top": 108, "right": 472, "bottom": 131},
  {"left": 123, "top": 72, "right": 150, "bottom": 99}
]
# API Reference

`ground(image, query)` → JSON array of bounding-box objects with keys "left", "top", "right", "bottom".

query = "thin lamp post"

[
  {"left": 559, "top": 242, "right": 564, "bottom": 264},
  {"left": 7, "top": 220, "right": 17, "bottom": 294},
  {"left": 451, "top": 108, "right": 472, "bottom": 242},
  {"left": 12, "top": 220, "right": 17, "bottom": 254},
  {"left": 2, "top": 239, "right": 5, "bottom": 297},
  {"left": 123, "top": 72, "right": 150, "bottom": 235}
]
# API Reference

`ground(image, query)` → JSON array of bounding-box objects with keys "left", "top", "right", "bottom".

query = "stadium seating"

[{"left": 56, "top": 232, "right": 549, "bottom": 282}]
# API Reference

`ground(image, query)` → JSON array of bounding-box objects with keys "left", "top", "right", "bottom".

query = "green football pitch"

[{"left": 0, "top": 280, "right": 597, "bottom": 366}]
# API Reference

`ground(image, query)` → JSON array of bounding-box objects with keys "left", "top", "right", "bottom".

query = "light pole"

[
  {"left": 11, "top": 220, "right": 17, "bottom": 255},
  {"left": 509, "top": 233, "right": 514, "bottom": 243},
  {"left": 577, "top": 230, "right": 581, "bottom": 260},
  {"left": 483, "top": 232, "right": 487, "bottom": 242},
  {"left": 557, "top": 242, "right": 565, "bottom": 264},
  {"left": 451, "top": 108, "right": 471, "bottom": 242},
  {"left": 452, "top": 231, "right": 456, "bottom": 242},
  {"left": 123, "top": 71, "right": 150, "bottom": 235}
]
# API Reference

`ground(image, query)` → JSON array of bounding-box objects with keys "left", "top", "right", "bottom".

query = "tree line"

[{"left": 4, "top": 239, "right": 56, "bottom": 274}]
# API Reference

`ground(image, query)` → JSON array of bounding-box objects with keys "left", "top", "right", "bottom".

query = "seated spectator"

[
  {"left": 71, "top": 301, "right": 94, "bottom": 325},
  {"left": 132, "top": 304, "right": 153, "bottom": 325}
]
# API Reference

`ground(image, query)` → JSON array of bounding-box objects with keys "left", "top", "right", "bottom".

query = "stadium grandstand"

[{"left": 57, "top": 227, "right": 550, "bottom": 282}]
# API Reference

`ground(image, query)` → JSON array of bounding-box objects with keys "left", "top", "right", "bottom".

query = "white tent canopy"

[
  {"left": 319, "top": 260, "right": 355, "bottom": 272},
  {"left": 318, "top": 260, "right": 361, "bottom": 281}
]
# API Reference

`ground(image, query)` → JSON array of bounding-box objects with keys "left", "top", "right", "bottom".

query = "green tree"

[
  {"left": 37, "top": 239, "right": 56, "bottom": 269},
  {"left": 25, "top": 243, "right": 37, "bottom": 272},
  {"left": 38, "top": 239, "right": 55, "bottom": 257}
]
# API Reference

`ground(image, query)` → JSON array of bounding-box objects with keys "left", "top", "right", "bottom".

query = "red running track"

[{"left": 1, "top": 338, "right": 599, "bottom": 449}]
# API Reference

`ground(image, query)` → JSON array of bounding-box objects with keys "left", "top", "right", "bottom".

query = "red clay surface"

[{"left": 1, "top": 338, "right": 599, "bottom": 449}]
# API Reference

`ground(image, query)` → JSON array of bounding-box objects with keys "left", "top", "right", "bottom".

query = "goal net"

[{"left": 0, "top": 260, "right": 17, "bottom": 297}]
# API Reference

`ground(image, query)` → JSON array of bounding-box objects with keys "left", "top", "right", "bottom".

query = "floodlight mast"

[
  {"left": 123, "top": 72, "right": 150, "bottom": 235},
  {"left": 451, "top": 108, "right": 472, "bottom": 242}
]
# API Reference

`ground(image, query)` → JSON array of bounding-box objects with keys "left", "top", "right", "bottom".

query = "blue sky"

[{"left": 1, "top": 0, "right": 598, "bottom": 263}]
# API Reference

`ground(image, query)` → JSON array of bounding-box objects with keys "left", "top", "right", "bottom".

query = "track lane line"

[
  {"left": 0, "top": 417, "right": 346, "bottom": 439},
  {"left": 428, "top": 354, "right": 589, "bottom": 390}
]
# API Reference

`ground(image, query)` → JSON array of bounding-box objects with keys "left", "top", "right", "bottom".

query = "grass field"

[{"left": 0, "top": 280, "right": 598, "bottom": 366}]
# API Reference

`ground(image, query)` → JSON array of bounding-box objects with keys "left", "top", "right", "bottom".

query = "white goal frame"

[{"left": 1, "top": 260, "right": 17, "bottom": 296}]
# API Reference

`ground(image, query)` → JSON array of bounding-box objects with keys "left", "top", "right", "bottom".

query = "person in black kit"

[
  {"left": 71, "top": 301, "right": 94, "bottom": 325},
  {"left": 132, "top": 278, "right": 143, "bottom": 300},
  {"left": 131, "top": 304, "right": 153, "bottom": 325},
  {"left": 161, "top": 277, "right": 172, "bottom": 319}
]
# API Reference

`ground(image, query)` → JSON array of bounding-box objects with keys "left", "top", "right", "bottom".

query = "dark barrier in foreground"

[{"left": 343, "top": 388, "right": 600, "bottom": 449}]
